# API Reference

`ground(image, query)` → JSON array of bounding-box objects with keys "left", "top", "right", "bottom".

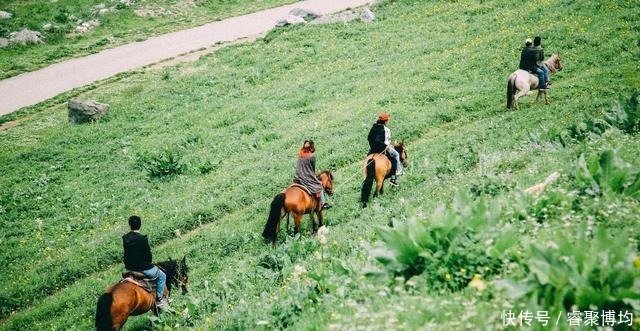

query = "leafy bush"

[
  {"left": 604, "top": 91, "right": 640, "bottom": 134},
  {"left": 370, "top": 193, "right": 516, "bottom": 291},
  {"left": 137, "top": 148, "right": 184, "bottom": 179},
  {"left": 566, "top": 116, "right": 607, "bottom": 142},
  {"left": 573, "top": 150, "right": 640, "bottom": 199},
  {"left": 496, "top": 227, "right": 640, "bottom": 316},
  {"left": 468, "top": 175, "right": 513, "bottom": 197}
]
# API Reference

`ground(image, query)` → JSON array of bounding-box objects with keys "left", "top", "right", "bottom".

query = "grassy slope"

[
  {"left": 0, "top": 0, "right": 295, "bottom": 79},
  {"left": 1, "top": 0, "right": 639, "bottom": 329}
]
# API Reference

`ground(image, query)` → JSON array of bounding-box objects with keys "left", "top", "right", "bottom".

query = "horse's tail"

[
  {"left": 507, "top": 73, "right": 516, "bottom": 109},
  {"left": 360, "top": 159, "right": 376, "bottom": 207},
  {"left": 263, "top": 193, "right": 285, "bottom": 244},
  {"left": 95, "top": 292, "right": 113, "bottom": 331}
]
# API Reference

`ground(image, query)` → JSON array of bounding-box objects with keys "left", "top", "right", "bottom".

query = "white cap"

[{"left": 525, "top": 38, "right": 533, "bottom": 45}]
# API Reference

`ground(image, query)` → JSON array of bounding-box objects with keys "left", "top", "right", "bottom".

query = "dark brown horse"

[
  {"left": 262, "top": 170, "right": 334, "bottom": 244},
  {"left": 95, "top": 257, "right": 189, "bottom": 331},
  {"left": 360, "top": 142, "right": 408, "bottom": 207}
]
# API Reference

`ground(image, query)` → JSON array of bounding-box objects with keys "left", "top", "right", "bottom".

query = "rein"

[{"left": 340, "top": 145, "right": 391, "bottom": 186}]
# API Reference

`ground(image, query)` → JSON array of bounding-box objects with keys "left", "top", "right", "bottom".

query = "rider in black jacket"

[{"left": 123, "top": 215, "right": 168, "bottom": 307}]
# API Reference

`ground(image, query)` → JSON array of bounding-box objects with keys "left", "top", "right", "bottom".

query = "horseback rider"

[
  {"left": 367, "top": 113, "right": 402, "bottom": 187},
  {"left": 519, "top": 38, "right": 548, "bottom": 91},
  {"left": 533, "top": 36, "right": 550, "bottom": 88},
  {"left": 293, "top": 140, "right": 331, "bottom": 210},
  {"left": 122, "top": 215, "right": 168, "bottom": 308}
]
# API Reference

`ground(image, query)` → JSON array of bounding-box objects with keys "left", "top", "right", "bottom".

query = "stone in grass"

[
  {"left": 68, "top": 99, "right": 110, "bottom": 124},
  {"left": 288, "top": 8, "right": 320, "bottom": 21},
  {"left": 0, "top": 11, "right": 11, "bottom": 19},
  {"left": 275, "top": 15, "right": 306, "bottom": 27},
  {"left": 9, "top": 29, "right": 45, "bottom": 45},
  {"left": 0, "top": 38, "right": 8, "bottom": 48},
  {"left": 360, "top": 7, "right": 375, "bottom": 23}
]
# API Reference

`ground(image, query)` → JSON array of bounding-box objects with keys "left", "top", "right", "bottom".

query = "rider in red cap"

[{"left": 367, "top": 113, "right": 402, "bottom": 186}]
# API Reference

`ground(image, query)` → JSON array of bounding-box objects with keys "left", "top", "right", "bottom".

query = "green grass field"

[
  {"left": 1, "top": 0, "right": 639, "bottom": 330},
  {"left": 0, "top": 0, "right": 295, "bottom": 79}
]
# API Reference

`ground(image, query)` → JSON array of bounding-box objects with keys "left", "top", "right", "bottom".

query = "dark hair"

[
  {"left": 128, "top": 215, "right": 141, "bottom": 230},
  {"left": 302, "top": 140, "right": 315, "bottom": 153},
  {"left": 534, "top": 36, "right": 542, "bottom": 47}
]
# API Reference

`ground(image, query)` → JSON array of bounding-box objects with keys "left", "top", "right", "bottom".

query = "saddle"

[
  {"left": 288, "top": 181, "right": 316, "bottom": 198},
  {"left": 121, "top": 270, "right": 155, "bottom": 293}
]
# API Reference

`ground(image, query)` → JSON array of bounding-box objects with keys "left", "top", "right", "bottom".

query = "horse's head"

[
  {"left": 318, "top": 170, "right": 334, "bottom": 195},
  {"left": 550, "top": 53, "right": 563, "bottom": 72},
  {"left": 177, "top": 256, "right": 189, "bottom": 295},
  {"left": 394, "top": 141, "right": 409, "bottom": 167},
  {"left": 158, "top": 257, "right": 189, "bottom": 295}
]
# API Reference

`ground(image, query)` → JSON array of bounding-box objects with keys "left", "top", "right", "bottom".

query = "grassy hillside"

[
  {"left": 0, "top": 0, "right": 295, "bottom": 79},
  {"left": 1, "top": 0, "right": 639, "bottom": 330}
]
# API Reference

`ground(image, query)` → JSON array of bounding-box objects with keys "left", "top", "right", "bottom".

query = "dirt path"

[{"left": 0, "top": 0, "right": 373, "bottom": 116}]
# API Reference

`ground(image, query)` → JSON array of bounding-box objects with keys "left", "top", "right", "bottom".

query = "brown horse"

[
  {"left": 507, "top": 53, "right": 563, "bottom": 110},
  {"left": 262, "top": 170, "right": 334, "bottom": 244},
  {"left": 360, "top": 142, "right": 408, "bottom": 208},
  {"left": 95, "top": 257, "right": 189, "bottom": 331}
]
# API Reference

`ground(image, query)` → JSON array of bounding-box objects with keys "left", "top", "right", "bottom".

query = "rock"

[
  {"left": 0, "top": 11, "right": 11, "bottom": 19},
  {"left": 288, "top": 8, "right": 320, "bottom": 21},
  {"left": 94, "top": 3, "right": 106, "bottom": 9},
  {"left": 68, "top": 100, "right": 110, "bottom": 123},
  {"left": 119, "top": 0, "right": 134, "bottom": 6},
  {"left": 42, "top": 23, "right": 54, "bottom": 31},
  {"left": 275, "top": 15, "right": 306, "bottom": 27},
  {"left": 360, "top": 7, "right": 375, "bottom": 23},
  {"left": 9, "top": 29, "right": 45, "bottom": 45},
  {"left": 0, "top": 38, "right": 8, "bottom": 48},
  {"left": 310, "top": 10, "right": 357, "bottom": 25},
  {"left": 98, "top": 8, "right": 111, "bottom": 16}
]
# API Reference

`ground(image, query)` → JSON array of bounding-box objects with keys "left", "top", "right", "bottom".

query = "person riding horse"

[
  {"left": 367, "top": 113, "right": 402, "bottom": 186},
  {"left": 533, "top": 36, "right": 550, "bottom": 87},
  {"left": 519, "top": 38, "right": 548, "bottom": 91},
  {"left": 122, "top": 215, "right": 168, "bottom": 309},
  {"left": 294, "top": 140, "right": 331, "bottom": 210}
]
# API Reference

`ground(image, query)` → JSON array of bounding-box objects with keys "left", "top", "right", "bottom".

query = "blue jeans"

[
  {"left": 535, "top": 67, "right": 547, "bottom": 88},
  {"left": 387, "top": 146, "right": 403, "bottom": 173},
  {"left": 320, "top": 190, "right": 327, "bottom": 204},
  {"left": 143, "top": 266, "right": 166, "bottom": 300}
]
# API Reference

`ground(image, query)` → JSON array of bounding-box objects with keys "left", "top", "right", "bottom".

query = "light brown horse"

[
  {"left": 360, "top": 142, "right": 408, "bottom": 208},
  {"left": 507, "top": 53, "right": 563, "bottom": 110},
  {"left": 262, "top": 170, "right": 334, "bottom": 244},
  {"left": 95, "top": 258, "right": 189, "bottom": 331}
]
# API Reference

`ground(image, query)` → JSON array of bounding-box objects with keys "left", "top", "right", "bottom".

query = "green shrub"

[
  {"left": 604, "top": 91, "right": 640, "bottom": 134},
  {"left": 496, "top": 227, "right": 640, "bottom": 316},
  {"left": 573, "top": 150, "right": 640, "bottom": 199},
  {"left": 370, "top": 193, "right": 516, "bottom": 291},
  {"left": 137, "top": 148, "right": 184, "bottom": 179}
]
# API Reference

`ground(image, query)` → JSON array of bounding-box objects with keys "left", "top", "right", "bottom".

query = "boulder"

[
  {"left": 0, "top": 11, "right": 11, "bottom": 19},
  {"left": 9, "top": 29, "right": 44, "bottom": 45},
  {"left": 288, "top": 8, "right": 320, "bottom": 21},
  {"left": 68, "top": 100, "right": 110, "bottom": 123},
  {"left": 275, "top": 15, "right": 306, "bottom": 27},
  {"left": 0, "top": 38, "right": 8, "bottom": 48},
  {"left": 310, "top": 10, "right": 357, "bottom": 25},
  {"left": 360, "top": 8, "right": 375, "bottom": 23}
]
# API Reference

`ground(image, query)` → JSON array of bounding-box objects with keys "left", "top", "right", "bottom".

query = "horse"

[
  {"left": 95, "top": 257, "right": 189, "bottom": 331},
  {"left": 360, "top": 142, "right": 408, "bottom": 208},
  {"left": 506, "top": 53, "right": 563, "bottom": 110},
  {"left": 262, "top": 170, "right": 334, "bottom": 245}
]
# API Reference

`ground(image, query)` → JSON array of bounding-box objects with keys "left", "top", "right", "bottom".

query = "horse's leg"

[
  {"left": 286, "top": 213, "right": 290, "bottom": 234},
  {"left": 309, "top": 212, "right": 316, "bottom": 234},
  {"left": 317, "top": 209, "right": 324, "bottom": 228},
  {"left": 293, "top": 213, "right": 302, "bottom": 236},
  {"left": 544, "top": 90, "right": 549, "bottom": 104}
]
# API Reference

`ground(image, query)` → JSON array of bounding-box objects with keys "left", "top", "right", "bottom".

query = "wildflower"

[
  {"left": 634, "top": 256, "right": 640, "bottom": 269},
  {"left": 468, "top": 275, "right": 486, "bottom": 292},
  {"left": 445, "top": 273, "right": 451, "bottom": 281},
  {"left": 460, "top": 268, "right": 466, "bottom": 273},
  {"left": 317, "top": 226, "right": 329, "bottom": 246},
  {"left": 292, "top": 265, "right": 307, "bottom": 279}
]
